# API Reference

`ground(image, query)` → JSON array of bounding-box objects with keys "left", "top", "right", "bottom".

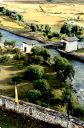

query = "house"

[
  {"left": 15, "top": 42, "right": 36, "bottom": 53},
  {"left": 61, "top": 37, "right": 78, "bottom": 52}
]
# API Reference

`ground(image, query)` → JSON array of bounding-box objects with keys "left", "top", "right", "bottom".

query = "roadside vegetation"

[{"left": 0, "top": 36, "right": 84, "bottom": 120}]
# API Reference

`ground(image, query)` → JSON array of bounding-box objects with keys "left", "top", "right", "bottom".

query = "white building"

[
  {"left": 61, "top": 37, "right": 78, "bottom": 52},
  {"left": 15, "top": 42, "right": 36, "bottom": 53}
]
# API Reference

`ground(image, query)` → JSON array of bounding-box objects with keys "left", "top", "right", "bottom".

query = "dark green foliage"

[
  {"left": 24, "top": 65, "right": 44, "bottom": 81},
  {"left": 5, "top": 9, "right": 11, "bottom": 16},
  {"left": 11, "top": 75, "right": 23, "bottom": 85},
  {"left": 13, "top": 53, "right": 27, "bottom": 62},
  {"left": 0, "top": 7, "right": 6, "bottom": 14},
  {"left": 52, "top": 32, "right": 61, "bottom": 38},
  {"left": 72, "top": 106, "right": 84, "bottom": 119},
  {"left": 31, "top": 46, "right": 51, "bottom": 60},
  {"left": 4, "top": 40, "right": 15, "bottom": 48},
  {"left": 0, "top": 7, "right": 5, "bottom": 12},
  {"left": 60, "top": 23, "right": 71, "bottom": 36},
  {"left": 60, "top": 22, "right": 84, "bottom": 37},
  {"left": 17, "top": 14, "right": 23, "bottom": 21},
  {"left": 54, "top": 55, "right": 75, "bottom": 83},
  {"left": 31, "top": 55, "right": 44, "bottom": 64},
  {"left": 12, "top": 48, "right": 21, "bottom": 54},
  {"left": 33, "top": 79, "right": 53, "bottom": 106},
  {"left": 0, "top": 56, "right": 10, "bottom": 63},
  {"left": 44, "top": 25, "right": 51, "bottom": 35},
  {"left": 27, "top": 89, "right": 41, "bottom": 103},
  {"left": 47, "top": 34, "right": 52, "bottom": 39},
  {"left": 0, "top": 7, "right": 23, "bottom": 21},
  {"left": 30, "top": 23, "right": 37, "bottom": 32},
  {"left": 33, "top": 79, "right": 50, "bottom": 92}
]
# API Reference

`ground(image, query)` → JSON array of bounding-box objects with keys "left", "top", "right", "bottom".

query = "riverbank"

[
  {"left": 57, "top": 49, "right": 84, "bottom": 63},
  {"left": 0, "top": 27, "right": 47, "bottom": 44}
]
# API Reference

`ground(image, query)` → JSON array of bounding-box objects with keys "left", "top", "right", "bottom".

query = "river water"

[{"left": 0, "top": 29, "right": 84, "bottom": 105}]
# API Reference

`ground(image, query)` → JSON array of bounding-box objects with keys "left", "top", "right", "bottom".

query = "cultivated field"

[{"left": 2, "top": 1, "right": 84, "bottom": 29}]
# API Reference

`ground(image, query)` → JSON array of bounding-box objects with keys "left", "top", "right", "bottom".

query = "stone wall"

[{"left": 0, "top": 95, "right": 84, "bottom": 128}]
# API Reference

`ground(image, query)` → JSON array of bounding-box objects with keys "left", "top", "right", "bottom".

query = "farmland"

[{"left": 1, "top": 1, "right": 84, "bottom": 30}]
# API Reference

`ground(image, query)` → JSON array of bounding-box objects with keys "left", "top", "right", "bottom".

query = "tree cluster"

[
  {"left": 0, "top": 7, "right": 23, "bottom": 21},
  {"left": 60, "top": 22, "right": 84, "bottom": 38},
  {"left": 4, "top": 40, "right": 16, "bottom": 48}
]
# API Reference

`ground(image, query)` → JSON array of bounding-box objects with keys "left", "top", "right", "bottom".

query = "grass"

[
  {"left": 73, "top": 49, "right": 84, "bottom": 56},
  {"left": 0, "top": 61, "right": 33, "bottom": 99}
]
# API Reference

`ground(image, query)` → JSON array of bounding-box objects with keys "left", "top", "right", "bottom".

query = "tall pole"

[{"left": 15, "top": 83, "right": 19, "bottom": 106}]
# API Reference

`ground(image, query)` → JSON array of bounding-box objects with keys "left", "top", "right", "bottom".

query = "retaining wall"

[{"left": 0, "top": 95, "right": 84, "bottom": 128}]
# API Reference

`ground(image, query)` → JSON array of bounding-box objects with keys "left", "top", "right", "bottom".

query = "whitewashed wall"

[{"left": 65, "top": 41, "right": 78, "bottom": 52}]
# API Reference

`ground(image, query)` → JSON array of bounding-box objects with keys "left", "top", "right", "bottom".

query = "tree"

[
  {"left": 33, "top": 79, "right": 53, "bottom": 106},
  {"left": 0, "top": 56, "right": 10, "bottom": 63},
  {"left": 17, "top": 14, "right": 23, "bottom": 21},
  {"left": 31, "top": 46, "right": 51, "bottom": 60},
  {"left": 28, "top": 89, "right": 41, "bottom": 103},
  {"left": 52, "top": 32, "right": 61, "bottom": 38},
  {"left": 24, "top": 65, "right": 44, "bottom": 81},
  {"left": 4, "top": 40, "right": 15, "bottom": 48},
  {"left": 47, "top": 34, "right": 52, "bottom": 39},
  {"left": 33, "top": 79, "right": 50, "bottom": 92},
  {"left": 44, "top": 25, "right": 51, "bottom": 35},
  {"left": 30, "top": 23, "right": 37, "bottom": 32},
  {"left": 60, "top": 23, "right": 71, "bottom": 36},
  {"left": 31, "top": 55, "right": 44, "bottom": 64},
  {"left": 54, "top": 55, "right": 75, "bottom": 83},
  {"left": 13, "top": 53, "right": 26, "bottom": 62}
]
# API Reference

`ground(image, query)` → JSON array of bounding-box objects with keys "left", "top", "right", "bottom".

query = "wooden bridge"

[{"left": 43, "top": 42, "right": 64, "bottom": 49}]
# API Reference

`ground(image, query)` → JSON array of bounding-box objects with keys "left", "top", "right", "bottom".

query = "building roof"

[{"left": 63, "top": 37, "right": 78, "bottom": 42}]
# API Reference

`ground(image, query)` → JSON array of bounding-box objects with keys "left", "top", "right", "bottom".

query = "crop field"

[{"left": 1, "top": 1, "right": 84, "bottom": 30}]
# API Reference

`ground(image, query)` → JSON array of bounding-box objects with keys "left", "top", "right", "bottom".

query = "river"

[{"left": 0, "top": 29, "right": 84, "bottom": 105}]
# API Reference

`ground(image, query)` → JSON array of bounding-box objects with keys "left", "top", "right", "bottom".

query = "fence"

[{"left": 0, "top": 95, "right": 84, "bottom": 128}]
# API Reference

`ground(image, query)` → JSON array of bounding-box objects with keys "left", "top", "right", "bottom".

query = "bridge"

[{"left": 43, "top": 42, "right": 64, "bottom": 49}]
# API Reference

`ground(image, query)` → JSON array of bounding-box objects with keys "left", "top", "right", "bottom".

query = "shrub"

[
  {"left": 0, "top": 56, "right": 10, "bottom": 63},
  {"left": 54, "top": 55, "right": 74, "bottom": 83},
  {"left": 4, "top": 40, "right": 16, "bottom": 48},
  {"left": 31, "top": 46, "right": 51, "bottom": 60},
  {"left": 47, "top": 34, "right": 52, "bottom": 39},
  {"left": 52, "top": 32, "right": 61, "bottom": 38},
  {"left": 72, "top": 106, "right": 84, "bottom": 119},
  {"left": 33, "top": 79, "right": 50, "bottom": 92},
  {"left": 13, "top": 53, "right": 26, "bottom": 61},
  {"left": 12, "top": 48, "right": 21, "bottom": 54},
  {"left": 30, "top": 23, "right": 37, "bottom": 32},
  {"left": 44, "top": 25, "right": 51, "bottom": 35},
  {"left": 11, "top": 75, "right": 23, "bottom": 85},
  {"left": 27, "top": 89, "right": 41, "bottom": 103},
  {"left": 24, "top": 65, "right": 44, "bottom": 81},
  {"left": 31, "top": 55, "right": 44, "bottom": 64}
]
